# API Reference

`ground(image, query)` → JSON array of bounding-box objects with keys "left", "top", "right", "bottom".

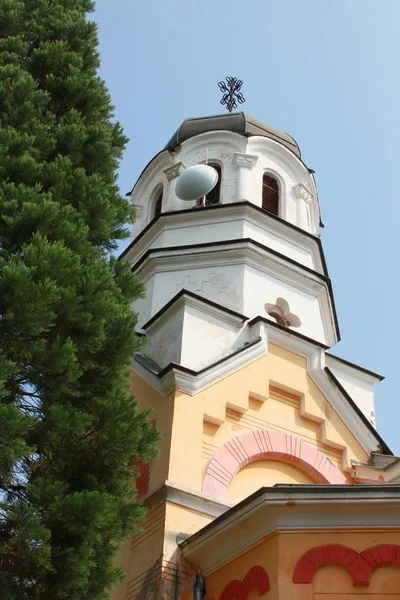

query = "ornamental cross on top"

[{"left": 218, "top": 77, "right": 245, "bottom": 113}]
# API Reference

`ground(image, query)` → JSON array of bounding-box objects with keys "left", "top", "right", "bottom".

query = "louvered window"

[
  {"left": 197, "top": 164, "right": 222, "bottom": 206},
  {"left": 262, "top": 174, "right": 279, "bottom": 216},
  {"left": 154, "top": 190, "right": 163, "bottom": 217}
]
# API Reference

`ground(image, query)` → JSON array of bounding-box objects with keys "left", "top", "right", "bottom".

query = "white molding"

[
  {"left": 325, "top": 354, "right": 380, "bottom": 428},
  {"left": 352, "top": 461, "right": 400, "bottom": 483},
  {"left": 133, "top": 239, "right": 337, "bottom": 346},
  {"left": 180, "top": 130, "right": 246, "bottom": 162},
  {"left": 164, "top": 480, "right": 232, "bottom": 517},
  {"left": 132, "top": 356, "right": 166, "bottom": 396},
  {"left": 233, "top": 153, "right": 258, "bottom": 168},
  {"left": 123, "top": 203, "right": 325, "bottom": 274},
  {"left": 130, "top": 152, "right": 175, "bottom": 200},
  {"left": 325, "top": 353, "right": 382, "bottom": 386},
  {"left": 134, "top": 246, "right": 325, "bottom": 293},
  {"left": 132, "top": 324, "right": 268, "bottom": 398},
  {"left": 144, "top": 292, "right": 246, "bottom": 335},
  {"left": 170, "top": 329, "right": 267, "bottom": 396},
  {"left": 139, "top": 480, "right": 232, "bottom": 518}
]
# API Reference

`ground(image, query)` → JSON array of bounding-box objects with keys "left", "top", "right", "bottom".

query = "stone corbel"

[
  {"left": 163, "top": 162, "right": 185, "bottom": 182},
  {"left": 294, "top": 183, "right": 313, "bottom": 203},
  {"left": 233, "top": 153, "right": 258, "bottom": 169},
  {"left": 233, "top": 153, "right": 258, "bottom": 202}
]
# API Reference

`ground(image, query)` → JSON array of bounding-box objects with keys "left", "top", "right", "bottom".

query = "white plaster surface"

[{"left": 327, "top": 361, "right": 377, "bottom": 427}]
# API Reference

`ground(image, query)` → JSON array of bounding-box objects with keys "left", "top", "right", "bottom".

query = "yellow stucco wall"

[
  {"left": 130, "top": 372, "right": 175, "bottom": 490},
  {"left": 227, "top": 460, "right": 314, "bottom": 503},
  {"left": 168, "top": 343, "right": 368, "bottom": 496},
  {"left": 131, "top": 342, "right": 369, "bottom": 500},
  {"left": 205, "top": 530, "right": 400, "bottom": 600},
  {"left": 205, "top": 534, "right": 279, "bottom": 600},
  {"left": 114, "top": 502, "right": 166, "bottom": 600},
  {"left": 115, "top": 341, "right": 379, "bottom": 599}
]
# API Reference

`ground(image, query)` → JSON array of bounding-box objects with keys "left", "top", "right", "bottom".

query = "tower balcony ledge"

[{"left": 121, "top": 202, "right": 326, "bottom": 276}]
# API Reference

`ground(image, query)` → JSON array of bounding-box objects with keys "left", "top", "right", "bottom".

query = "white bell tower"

[{"left": 122, "top": 111, "right": 339, "bottom": 377}]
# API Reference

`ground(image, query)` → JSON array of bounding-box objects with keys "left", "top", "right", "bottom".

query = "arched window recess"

[
  {"left": 152, "top": 186, "right": 163, "bottom": 218},
  {"left": 262, "top": 173, "right": 279, "bottom": 216},
  {"left": 196, "top": 163, "right": 222, "bottom": 207}
]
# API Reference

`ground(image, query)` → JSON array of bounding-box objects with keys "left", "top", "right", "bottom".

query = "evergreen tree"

[{"left": 0, "top": 1, "right": 159, "bottom": 597}]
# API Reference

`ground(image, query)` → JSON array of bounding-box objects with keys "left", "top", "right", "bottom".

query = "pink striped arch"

[{"left": 202, "top": 428, "right": 347, "bottom": 499}]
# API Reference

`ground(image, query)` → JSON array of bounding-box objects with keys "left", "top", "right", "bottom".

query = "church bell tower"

[{"left": 114, "top": 103, "right": 400, "bottom": 600}]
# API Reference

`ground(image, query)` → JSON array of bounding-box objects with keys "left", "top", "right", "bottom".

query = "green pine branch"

[{"left": 0, "top": 1, "right": 160, "bottom": 598}]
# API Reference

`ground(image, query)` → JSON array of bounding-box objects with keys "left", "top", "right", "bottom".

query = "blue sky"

[{"left": 93, "top": 0, "right": 400, "bottom": 454}]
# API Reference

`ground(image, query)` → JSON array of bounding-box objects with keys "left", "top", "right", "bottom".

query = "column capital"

[
  {"left": 293, "top": 183, "right": 313, "bottom": 204},
  {"left": 163, "top": 162, "right": 185, "bottom": 181},
  {"left": 233, "top": 153, "right": 258, "bottom": 169}
]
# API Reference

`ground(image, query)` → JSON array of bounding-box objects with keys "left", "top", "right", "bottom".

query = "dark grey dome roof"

[{"left": 164, "top": 112, "right": 301, "bottom": 158}]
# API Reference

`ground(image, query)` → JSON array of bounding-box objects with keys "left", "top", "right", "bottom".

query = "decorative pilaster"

[
  {"left": 133, "top": 204, "right": 144, "bottom": 218},
  {"left": 233, "top": 153, "right": 258, "bottom": 202},
  {"left": 163, "top": 163, "right": 185, "bottom": 212},
  {"left": 293, "top": 183, "right": 313, "bottom": 231}
]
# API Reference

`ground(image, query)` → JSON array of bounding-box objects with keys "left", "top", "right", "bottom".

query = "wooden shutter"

[{"left": 262, "top": 174, "right": 279, "bottom": 215}]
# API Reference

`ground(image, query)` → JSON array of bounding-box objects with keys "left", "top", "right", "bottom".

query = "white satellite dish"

[{"left": 175, "top": 164, "right": 218, "bottom": 202}]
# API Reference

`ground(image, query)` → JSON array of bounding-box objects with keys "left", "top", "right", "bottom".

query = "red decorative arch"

[
  {"left": 203, "top": 429, "right": 346, "bottom": 499},
  {"left": 293, "top": 544, "right": 400, "bottom": 586},
  {"left": 293, "top": 544, "right": 358, "bottom": 584},
  {"left": 238, "top": 566, "right": 270, "bottom": 600},
  {"left": 220, "top": 566, "right": 270, "bottom": 600},
  {"left": 349, "top": 545, "right": 400, "bottom": 586}
]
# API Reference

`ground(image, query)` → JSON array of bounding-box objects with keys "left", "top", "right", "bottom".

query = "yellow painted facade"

[
  {"left": 111, "top": 337, "right": 400, "bottom": 600},
  {"left": 131, "top": 343, "right": 369, "bottom": 498},
  {"left": 226, "top": 460, "right": 314, "bottom": 503}
]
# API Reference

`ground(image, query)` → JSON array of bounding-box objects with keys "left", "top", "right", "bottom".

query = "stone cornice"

[
  {"left": 141, "top": 480, "right": 231, "bottom": 519},
  {"left": 120, "top": 202, "right": 326, "bottom": 275},
  {"left": 180, "top": 485, "right": 400, "bottom": 575},
  {"left": 351, "top": 461, "right": 400, "bottom": 484}
]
